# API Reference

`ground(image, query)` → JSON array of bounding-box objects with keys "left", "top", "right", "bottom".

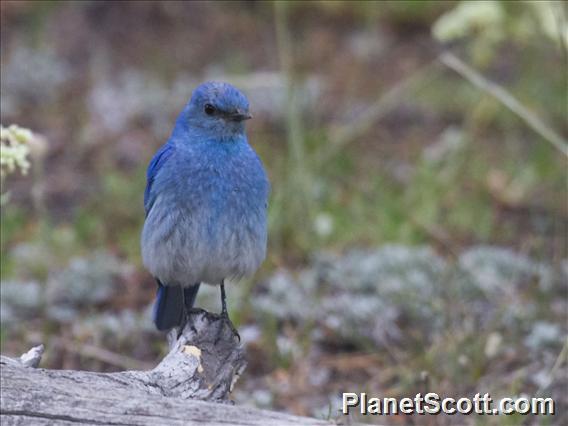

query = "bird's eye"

[{"left": 204, "top": 104, "right": 216, "bottom": 115}]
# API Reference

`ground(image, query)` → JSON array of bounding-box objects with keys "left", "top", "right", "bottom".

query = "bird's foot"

[
  {"left": 215, "top": 311, "right": 241, "bottom": 344},
  {"left": 176, "top": 308, "right": 194, "bottom": 340},
  {"left": 176, "top": 318, "right": 187, "bottom": 340}
]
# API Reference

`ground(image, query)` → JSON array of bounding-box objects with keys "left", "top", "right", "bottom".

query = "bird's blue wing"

[{"left": 144, "top": 143, "right": 174, "bottom": 216}]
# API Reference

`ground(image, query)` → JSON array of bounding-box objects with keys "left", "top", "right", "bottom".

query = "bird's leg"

[
  {"left": 176, "top": 308, "right": 187, "bottom": 340},
  {"left": 220, "top": 281, "right": 229, "bottom": 317},
  {"left": 177, "top": 287, "right": 189, "bottom": 340},
  {"left": 217, "top": 280, "right": 240, "bottom": 342}
]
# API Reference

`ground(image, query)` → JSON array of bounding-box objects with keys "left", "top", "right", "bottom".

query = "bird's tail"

[{"left": 153, "top": 281, "right": 201, "bottom": 331}]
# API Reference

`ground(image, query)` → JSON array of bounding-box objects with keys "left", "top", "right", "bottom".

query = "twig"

[
  {"left": 321, "top": 60, "right": 440, "bottom": 165},
  {"left": 274, "top": 1, "right": 309, "bottom": 185},
  {"left": 535, "top": 336, "right": 568, "bottom": 398},
  {"left": 52, "top": 337, "right": 153, "bottom": 371},
  {"left": 19, "top": 344, "right": 44, "bottom": 368},
  {"left": 407, "top": 215, "right": 460, "bottom": 261},
  {"left": 439, "top": 51, "right": 568, "bottom": 158}
]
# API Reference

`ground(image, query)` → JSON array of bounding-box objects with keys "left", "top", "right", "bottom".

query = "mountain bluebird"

[{"left": 141, "top": 81, "right": 269, "bottom": 334}]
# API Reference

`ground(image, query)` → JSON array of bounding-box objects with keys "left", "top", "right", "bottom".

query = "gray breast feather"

[{"left": 141, "top": 188, "right": 267, "bottom": 287}]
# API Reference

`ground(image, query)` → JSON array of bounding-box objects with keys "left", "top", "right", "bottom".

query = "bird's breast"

[{"left": 141, "top": 148, "right": 268, "bottom": 285}]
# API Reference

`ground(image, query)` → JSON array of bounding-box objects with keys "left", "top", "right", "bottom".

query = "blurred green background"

[{"left": 1, "top": 1, "right": 566, "bottom": 424}]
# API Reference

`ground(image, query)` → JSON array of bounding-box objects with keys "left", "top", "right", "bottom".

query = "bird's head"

[{"left": 174, "top": 81, "right": 252, "bottom": 142}]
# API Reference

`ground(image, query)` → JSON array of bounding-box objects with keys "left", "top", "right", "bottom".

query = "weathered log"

[{"left": 0, "top": 310, "right": 331, "bottom": 425}]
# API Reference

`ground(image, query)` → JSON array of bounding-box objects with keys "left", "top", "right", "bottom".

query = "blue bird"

[{"left": 141, "top": 81, "right": 269, "bottom": 334}]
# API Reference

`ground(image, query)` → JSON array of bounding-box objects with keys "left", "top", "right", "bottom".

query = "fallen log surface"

[{"left": 0, "top": 310, "right": 331, "bottom": 426}]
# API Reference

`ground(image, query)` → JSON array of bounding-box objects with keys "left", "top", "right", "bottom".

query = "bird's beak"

[{"left": 227, "top": 110, "right": 253, "bottom": 122}]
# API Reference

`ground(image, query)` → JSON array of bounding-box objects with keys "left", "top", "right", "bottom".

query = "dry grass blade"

[
  {"left": 535, "top": 336, "right": 568, "bottom": 398},
  {"left": 52, "top": 337, "right": 154, "bottom": 371},
  {"left": 440, "top": 51, "right": 568, "bottom": 158},
  {"left": 322, "top": 60, "right": 440, "bottom": 165}
]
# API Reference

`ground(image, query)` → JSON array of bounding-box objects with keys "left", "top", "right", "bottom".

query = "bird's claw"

[
  {"left": 224, "top": 316, "right": 241, "bottom": 342},
  {"left": 176, "top": 310, "right": 191, "bottom": 340},
  {"left": 215, "top": 311, "right": 240, "bottom": 344}
]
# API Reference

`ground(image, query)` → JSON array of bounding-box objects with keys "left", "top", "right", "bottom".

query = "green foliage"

[
  {"left": 1, "top": 1, "right": 566, "bottom": 419},
  {"left": 74, "top": 166, "right": 147, "bottom": 264},
  {"left": 433, "top": 1, "right": 567, "bottom": 66},
  {"left": 0, "top": 204, "right": 27, "bottom": 280}
]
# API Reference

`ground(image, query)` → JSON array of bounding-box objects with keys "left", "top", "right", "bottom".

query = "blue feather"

[
  {"left": 142, "top": 81, "right": 269, "bottom": 332},
  {"left": 144, "top": 143, "right": 174, "bottom": 216},
  {"left": 153, "top": 281, "right": 201, "bottom": 330}
]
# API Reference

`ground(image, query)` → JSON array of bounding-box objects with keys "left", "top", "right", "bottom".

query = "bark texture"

[{"left": 0, "top": 310, "right": 331, "bottom": 426}]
